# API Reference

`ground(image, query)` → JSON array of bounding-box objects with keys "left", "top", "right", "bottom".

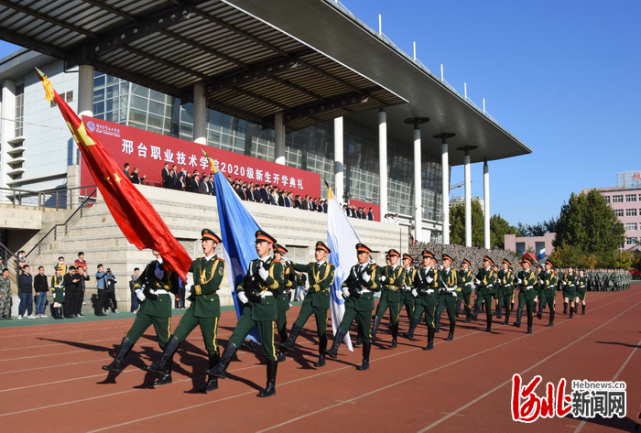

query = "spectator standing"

[
  {"left": 208, "top": 176, "right": 215, "bottom": 196},
  {"left": 76, "top": 267, "right": 90, "bottom": 317},
  {"left": 294, "top": 273, "right": 307, "bottom": 302},
  {"left": 96, "top": 264, "right": 108, "bottom": 316},
  {"left": 164, "top": 169, "right": 176, "bottom": 189},
  {"left": 200, "top": 174, "right": 210, "bottom": 194},
  {"left": 161, "top": 163, "right": 170, "bottom": 187},
  {"left": 74, "top": 252, "right": 87, "bottom": 272},
  {"left": 191, "top": 174, "right": 201, "bottom": 193},
  {"left": 176, "top": 174, "right": 185, "bottom": 191},
  {"left": 123, "top": 163, "right": 131, "bottom": 180},
  {"left": 17, "top": 250, "right": 28, "bottom": 274},
  {"left": 130, "top": 267, "right": 140, "bottom": 313},
  {"left": 63, "top": 266, "right": 80, "bottom": 318},
  {"left": 367, "top": 207, "right": 374, "bottom": 221},
  {"left": 185, "top": 172, "right": 193, "bottom": 191},
  {"left": 104, "top": 268, "right": 119, "bottom": 314},
  {"left": 0, "top": 268, "right": 12, "bottom": 320},
  {"left": 56, "top": 256, "right": 67, "bottom": 275},
  {"left": 18, "top": 265, "right": 35, "bottom": 319},
  {"left": 51, "top": 266, "right": 65, "bottom": 320},
  {"left": 130, "top": 167, "right": 145, "bottom": 184},
  {"left": 34, "top": 266, "right": 49, "bottom": 318}
]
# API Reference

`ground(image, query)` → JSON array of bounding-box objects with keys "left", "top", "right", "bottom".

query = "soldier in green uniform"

[
  {"left": 515, "top": 257, "right": 538, "bottom": 334},
  {"left": 471, "top": 256, "right": 498, "bottom": 332},
  {"left": 0, "top": 268, "right": 12, "bottom": 320},
  {"left": 402, "top": 250, "right": 440, "bottom": 350},
  {"left": 400, "top": 253, "right": 416, "bottom": 330},
  {"left": 532, "top": 263, "right": 543, "bottom": 314},
  {"left": 562, "top": 265, "right": 578, "bottom": 318},
  {"left": 50, "top": 266, "right": 65, "bottom": 320},
  {"left": 281, "top": 241, "right": 335, "bottom": 367},
  {"left": 576, "top": 268, "right": 588, "bottom": 315},
  {"left": 325, "top": 243, "right": 380, "bottom": 370},
  {"left": 458, "top": 259, "right": 475, "bottom": 323},
  {"left": 538, "top": 259, "right": 558, "bottom": 326},
  {"left": 102, "top": 250, "right": 179, "bottom": 386},
  {"left": 498, "top": 259, "right": 515, "bottom": 325},
  {"left": 371, "top": 249, "right": 405, "bottom": 348},
  {"left": 145, "top": 229, "right": 225, "bottom": 393},
  {"left": 435, "top": 253, "right": 460, "bottom": 341},
  {"left": 205, "top": 230, "right": 283, "bottom": 398},
  {"left": 272, "top": 244, "right": 293, "bottom": 363}
]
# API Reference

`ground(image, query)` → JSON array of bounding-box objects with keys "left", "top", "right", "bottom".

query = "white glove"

[
  {"left": 281, "top": 256, "right": 288, "bottom": 263},
  {"left": 427, "top": 289, "right": 434, "bottom": 294},
  {"left": 341, "top": 287, "right": 350, "bottom": 298},
  {"left": 238, "top": 291, "right": 249, "bottom": 304},
  {"left": 475, "top": 279, "right": 481, "bottom": 285},
  {"left": 403, "top": 285, "right": 410, "bottom": 292},
  {"left": 380, "top": 275, "right": 387, "bottom": 283},
  {"left": 562, "top": 281, "right": 567, "bottom": 285},
  {"left": 303, "top": 286, "right": 309, "bottom": 294},
  {"left": 154, "top": 264, "right": 164, "bottom": 280},
  {"left": 258, "top": 266, "right": 269, "bottom": 281},
  {"left": 466, "top": 282, "right": 473, "bottom": 287},
  {"left": 361, "top": 272, "right": 371, "bottom": 283},
  {"left": 517, "top": 278, "right": 522, "bottom": 285},
  {"left": 411, "top": 289, "right": 418, "bottom": 297},
  {"left": 426, "top": 276, "right": 433, "bottom": 283},
  {"left": 185, "top": 284, "right": 192, "bottom": 293},
  {"left": 135, "top": 289, "right": 146, "bottom": 302},
  {"left": 452, "top": 292, "right": 457, "bottom": 298}
]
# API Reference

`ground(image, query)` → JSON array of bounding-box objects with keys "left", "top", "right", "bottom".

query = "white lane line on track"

[
  {"left": 573, "top": 335, "right": 641, "bottom": 433},
  {"left": 72, "top": 292, "right": 635, "bottom": 433},
  {"left": 416, "top": 301, "right": 641, "bottom": 432}
]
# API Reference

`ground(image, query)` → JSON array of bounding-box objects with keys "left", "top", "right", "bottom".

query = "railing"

[
  {"left": 23, "top": 188, "right": 98, "bottom": 266},
  {"left": 0, "top": 241, "right": 17, "bottom": 279},
  {"left": 0, "top": 185, "right": 97, "bottom": 210}
]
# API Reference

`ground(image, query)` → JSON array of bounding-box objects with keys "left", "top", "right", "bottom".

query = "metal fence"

[{"left": 0, "top": 185, "right": 96, "bottom": 210}]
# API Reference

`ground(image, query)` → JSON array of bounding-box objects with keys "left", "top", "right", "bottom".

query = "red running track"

[{"left": 0, "top": 286, "right": 639, "bottom": 433}]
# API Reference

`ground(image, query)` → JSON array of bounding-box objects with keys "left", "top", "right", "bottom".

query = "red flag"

[{"left": 36, "top": 68, "right": 192, "bottom": 280}]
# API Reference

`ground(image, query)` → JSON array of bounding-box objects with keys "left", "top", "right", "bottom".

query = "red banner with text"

[
  {"left": 348, "top": 199, "right": 380, "bottom": 222},
  {"left": 81, "top": 117, "right": 321, "bottom": 198}
]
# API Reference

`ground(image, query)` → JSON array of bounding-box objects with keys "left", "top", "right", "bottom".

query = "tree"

[
  {"left": 553, "top": 190, "right": 625, "bottom": 260},
  {"left": 450, "top": 201, "right": 484, "bottom": 246},
  {"left": 490, "top": 213, "right": 520, "bottom": 249}
]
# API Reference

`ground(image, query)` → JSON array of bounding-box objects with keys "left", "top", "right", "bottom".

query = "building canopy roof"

[{"left": 0, "top": 0, "right": 531, "bottom": 165}]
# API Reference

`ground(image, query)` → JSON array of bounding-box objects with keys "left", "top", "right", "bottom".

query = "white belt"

[
  {"left": 361, "top": 289, "right": 371, "bottom": 293},
  {"left": 445, "top": 286, "right": 457, "bottom": 292},
  {"left": 152, "top": 289, "right": 169, "bottom": 295},
  {"left": 524, "top": 286, "right": 534, "bottom": 290},
  {"left": 426, "top": 289, "right": 434, "bottom": 294},
  {"left": 263, "top": 292, "right": 273, "bottom": 297}
]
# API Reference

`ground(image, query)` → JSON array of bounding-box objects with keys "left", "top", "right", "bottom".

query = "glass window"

[
  {"left": 626, "top": 237, "right": 638, "bottom": 245},
  {"left": 614, "top": 209, "right": 624, "bottom": 217},
  {"left": 14, "top": 84, "right": 23, "bottom": 136},
  {"left": 626, "top": 194, "right": 637, "bottom": 202},
  {"left": 613, "top": 195, "right": 623, "bottom": 203},
  {"left": 604, "top": 195, "right": 610, "bottom": 203},
  {"left": 626, "top": 209, "right": 637, "bottom": 217},
  {"left": 625, "top": 223, "right": 637, "bottom": 230}
]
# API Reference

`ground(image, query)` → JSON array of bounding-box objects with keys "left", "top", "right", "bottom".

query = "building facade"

[{"left": 504, "top": 232, "right": 556, "bottom": 259}]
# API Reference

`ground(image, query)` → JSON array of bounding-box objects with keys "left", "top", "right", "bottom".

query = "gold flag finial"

[
  {"left": 201, "top": 148, "right": 218, "bottom": 174},
  {"left": 324, "top": 180, "right": 334, "bottom": 199},
  {"left": 35, "top": 67, "right": 54, "bottom": 103}
]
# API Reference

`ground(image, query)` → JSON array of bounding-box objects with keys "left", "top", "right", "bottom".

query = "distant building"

[
  {"left": 504, "top": 233, "right": 556, "bottom": 260},
  {"left": 450, "top": 195, "right": 484, "bottom": 213}
]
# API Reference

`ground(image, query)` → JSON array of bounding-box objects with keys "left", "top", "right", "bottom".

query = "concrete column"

[
  {"left": 78, "top": 65, "right": 94, "bottom": 119},
  {"left": 464, "top": 151, "right": 472, "bottom": 247},
  {"left": 193, "top": 82, "right": 207, "bottom": 145},
  {"left": 334, "top": 116, "right": 344, "bottom": 202},
  {"left": 274, "top": 111, "right": 285, "bottom": 165},
  {"left": 378, "top": 108, "right": 387, "bottom": 220},
  {"left": 484, "top": 160, "right": 491, "bottom": 249},
  {"left": 0, "top": 80, "right": 16, "bottom": 191},
  {"left": 413, "top": 125, "right": 422, "bottom": 242}
]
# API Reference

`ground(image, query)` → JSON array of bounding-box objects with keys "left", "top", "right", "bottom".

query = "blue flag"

[{"left": 208, "top": 152, "right": 261, "bottom": 344}]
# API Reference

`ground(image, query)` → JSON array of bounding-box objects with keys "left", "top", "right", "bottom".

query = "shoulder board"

[
  {"left": 272, "top": 258, "right": 281, "bottom": 263},
  {"left": 216, "top": 257, "right": 225, "bottom": 262}
]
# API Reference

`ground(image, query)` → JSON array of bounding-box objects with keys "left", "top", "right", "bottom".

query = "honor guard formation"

[{"left": 95, "top": 228, "right": 634, "bottom": 397}]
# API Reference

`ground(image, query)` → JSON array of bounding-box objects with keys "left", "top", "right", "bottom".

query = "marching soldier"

[
  {"left": 50, "top": 266, "right": 65, "bottom": 320},
  {"left": 576, "top": 268, "right": 588, "bottom": 315},
  {"left": 538, "top": 259, "right": 558, "bottom": 327},
  {"left": 371, "top": 249, "right": 405, "bottom": 348},
  {"left": 492, "top": 263, "right": 501, "bottom": 319},
  {"left": 281, "top": 241, "right": 335, "bottom": 368},
  {"left": 103, "top": 250, "right": 179, "bottom": 386},
  {"left": 498, "top": 259, "right": 515, "bottom": 325},
  {"left": 562, "top": 265, "right": 578, "bottom": 318},
  {"left": 205, "top": 230, "right": 284, "bottom": 397},
  {"left": 471, "top": 256, "right": 497, "bottom": 332},
  {"left": 145, "top": 229, "right": 225, "bottom": 393},
  {"left": 400, "top": 253, "right": 416, "bottom": 329},
  {"left": 515, "top": 257, "right": 538, "bottom": 334},
  {"left": 435, "top": 253, "right": 460, "bottom": 341},
  {"left": 325, "top": 243, "right": 379, "bottom": 370},
  {"left": 402, "top": 250, "right": 439, "bottom": 350},
  {"left": 458, "top": 259, "right": 475, "bottom": 323},
  {"left": 533, "top": 263, "right": 543, "bottom": 313},
  {"left": 273, "top": 244, "right": 293, "bottom": 362}
]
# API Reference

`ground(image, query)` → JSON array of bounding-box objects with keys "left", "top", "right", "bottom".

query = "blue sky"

[{"left": 1, "top": 0, "right": 639, "bottom": 227}]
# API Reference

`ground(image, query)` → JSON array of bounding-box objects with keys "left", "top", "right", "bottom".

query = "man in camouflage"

[{"left": 0, "top": 268, "right": 12, "bottom": 320}]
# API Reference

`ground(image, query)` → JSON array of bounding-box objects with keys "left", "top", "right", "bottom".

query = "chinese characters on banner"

[{"left": 81, "top": 117, "right": 321, "bottom": 198}]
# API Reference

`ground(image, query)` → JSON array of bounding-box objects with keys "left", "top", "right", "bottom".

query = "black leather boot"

[
  {"left": 205, "top": 341, "right": 238, "bottom": 379},
  {"left": 527, "top": 315, "right": 533, "bottom": 334},
  {"left": 472, "top": 305, "right": 480, "bottom": 320},
  {"left": 503, "top": 302, "right": 511, "bottom": 325},
  {"left": 455, "top": 300, "right": 461, "bottom": 317},
  {"left": 486, "top": 311, "right": 492, "bottom": 332},
  {"left": 547, "top": 310, "right": 555, "bottom": 327},
  {"left": 241, "top": 340, "right": 256, "bottom": 352},
  {"left": 563, "top": 302, "right": 568, "bottom": 314},
  {"left": 145, "top": 335, "right": 181, "bottom": 374},
  {"left": 434, "top": 312, "right": 442, "bottom": 333},
  {"left": 582, "top": 304, "right": 586, "bottom": 315},
  {"left": 370, "top": 316, "right": 382, "bottom": 339},
  {"left": 514, "top": 310, "right": 522, "bottom": 328},
  {"left": 281, "top": 323, "right": 301, "bottom": 352},
  {"left": 391, "top": 324, "right": 398, "bottom": 348},
  {"left": 325, "top": 329, "right": 346, "bottom": 359},
  {"left": 356, "top": 342, "right": 371, "bottom": 370},
  {"left": 402, "top": 317, "right": 419, "bottom": 340},
  {"left": 102, "top": 337, "right": 134, "bottom": 373},
  {"left": 569, "top": 306, "right": 574, "bottom": 319},
  {"left": 257, "top": 359, "right": 277, "bottom": 397},
  {"left": 199, "top": 353, "right": 220, "bottom": 393},
  {"left": 445, "top": 321, "right": 455, "bottom": 341},
  {"left": 423, "top": 327, "right": 435, "bottom": 350},
  {"left": 537, "top": 301, "right": 543, "bottom": 320},
  {"left": 154, "top": 353, "right": 173, "bottom": 386},
  {"left": 464, "top": 306, "right": 471, "bottom": 323},
  {"left": 354, "top": 323, "right": 363, "bottom": 347},
  {"left": 314, "top": 335, "right": 327, "bottom": 367},
  {"left": 496, "top": 303, "right": 502, "bottom": 319}
]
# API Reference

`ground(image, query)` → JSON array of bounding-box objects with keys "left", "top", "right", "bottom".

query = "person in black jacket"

[
  {"left": 131, "top": 167, "right": 145, "bottom": 184},
  {"left": 176, "top": 174, "right": 185, "bottom": 191},
  {"left": 63, "top": 267, "right": 81, "bottom": 318},
  {"left": 367, "top": 207, "right": 374, "bottom": 221},
  {"left": 104, "top": 269, "right": 119, "bottom": 314},
  {"left": 33, "top": 266, "right": 48, "bottom": 318},
  {"left": 161, "top": 163, "right": 170, "bottom": 187},
  {"left": 164, "top": 169, "right": 175, "bottom": 189},
  {"left": 191, "top": 175, "right": 201, "bottom": 193},
  {"left": 18, "top": 265, "right": 34, "bottom": 319},
  {"left": 75, "top": 267, "right": 90, "bottom": 318}
]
